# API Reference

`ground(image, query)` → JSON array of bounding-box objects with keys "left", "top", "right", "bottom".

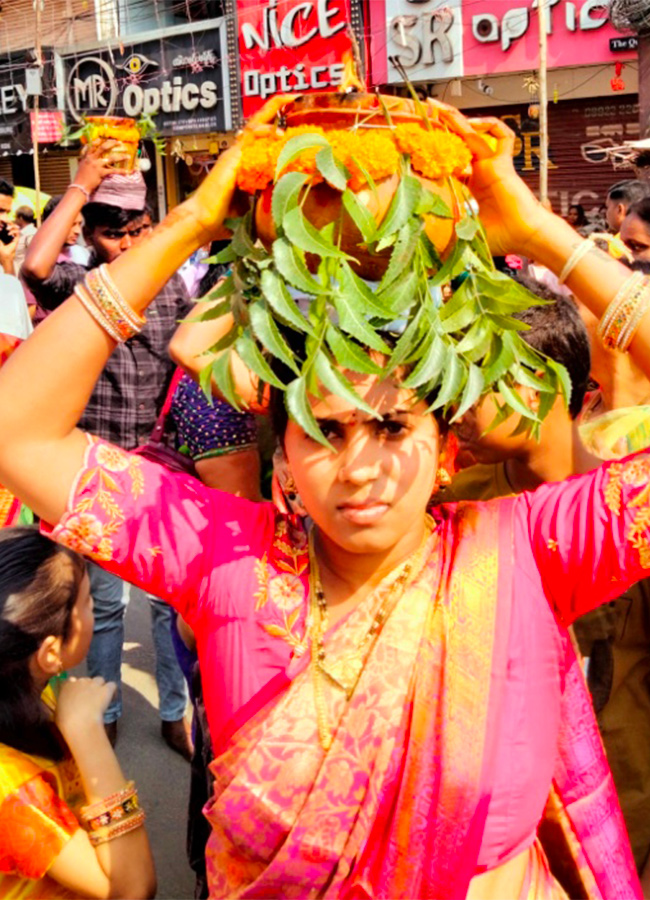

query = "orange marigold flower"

[
  {"left": 236, "top": 135, "right": 282, "bottom": 193},
  {"left": 394, "top": 124, "right": 472, "bottom": 181},
  {"left": 328, "top": 129, "right": 399, "bottom": 190}
]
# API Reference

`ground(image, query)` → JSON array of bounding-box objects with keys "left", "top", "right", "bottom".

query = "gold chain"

[{"left": 308, "top": 516, "right": 434, "bottom": 751}]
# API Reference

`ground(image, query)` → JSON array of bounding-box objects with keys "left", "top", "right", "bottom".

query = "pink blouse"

[{"left": 42, "top": 439, "right": 650, "bottom": 871}]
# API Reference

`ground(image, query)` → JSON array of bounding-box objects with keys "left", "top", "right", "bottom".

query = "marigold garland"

[{"left": 235, "top": 123, "right": 471, "bottom": 194}]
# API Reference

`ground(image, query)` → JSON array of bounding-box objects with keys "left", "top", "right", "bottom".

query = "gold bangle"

[
  {"left": 83, "top": 792, "right": 140, "bottom": 832},
  {"left": 598, "top": 272, "right": 650, "bottom": 350},
  {"left": 74, "top": 284, "right": 123, "bottom": 343},
  {"left": 96, "top": 265, "right": 146, "bottom": 330},
  {"left": 80, "top": 780, "right": 136, "bottom": 822},
  {"left": 85, "top": 269, "right": 142, "bottom": 341},
  {"left": 558, "top": 241, "right": 593, "bottom": 285},
  {"left": 87, "top": 809, "right": 146, "bottom": 847},
  {"left": 619, "top": 280, "right": 650, "bottom": 351}
]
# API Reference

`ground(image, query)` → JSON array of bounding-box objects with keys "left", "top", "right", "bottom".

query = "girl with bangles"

[
  {"left": 0, "top": 529, "right": 155, "bottom": 899},
  {"left": 0, "top": 95, "right": 649, "bottom": 899}
]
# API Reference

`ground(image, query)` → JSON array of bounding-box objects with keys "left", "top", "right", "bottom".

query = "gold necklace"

[{"left": 308, "top": 516, "right": 434, "bottom": 751}]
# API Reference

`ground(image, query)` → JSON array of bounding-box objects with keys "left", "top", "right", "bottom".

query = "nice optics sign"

[
  {"left": 61, "top": 21, "right": 231, "bottom": 135},
  {"left": 369, "top": 0, "right": 637, "bottom": 84},
  {"left": 237, "top": 0, "right": 361, "bottom": 118}
]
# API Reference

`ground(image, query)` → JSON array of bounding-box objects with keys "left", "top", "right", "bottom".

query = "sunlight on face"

[{"left": 284, "top": 374, "right": 439, "bottom": 556}]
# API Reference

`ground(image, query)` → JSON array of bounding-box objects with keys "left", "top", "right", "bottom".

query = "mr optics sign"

[
  {"left": 61, "top": 21, "right": 232, "bottom": 135},
  {"left": 236, "top": 0, "right": 363, "bottom": 117},
  {"left": 368, "top": 0, "right": 637, "bottom": 83}
]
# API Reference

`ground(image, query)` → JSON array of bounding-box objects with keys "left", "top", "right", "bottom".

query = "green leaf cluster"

[{"left": 198, "top": 130, "right": 569, "bottom": 444}]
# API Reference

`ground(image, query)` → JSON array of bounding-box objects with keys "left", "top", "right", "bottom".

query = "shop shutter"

[
  {"left": 37, "top": 153, "right": 75, "bottom": 197},
  {"left": 0, "top": 158, "right": 12, "bottom": 184},
  {"left": 464, "top": 95, "right": 640, "bottom": 220}
]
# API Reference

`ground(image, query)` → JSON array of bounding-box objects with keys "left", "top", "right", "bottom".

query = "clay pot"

[{"left": 254, "top": 92, "right": 466, "bottom": 280}]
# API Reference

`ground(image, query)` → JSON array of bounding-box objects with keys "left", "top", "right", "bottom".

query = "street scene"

[{"left": 1, "top": 0, "right": 650, "bottom": 898}]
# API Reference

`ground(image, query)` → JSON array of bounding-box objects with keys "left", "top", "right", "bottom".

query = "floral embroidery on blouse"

[
  {"left": 56, "top": 441, "right": 145, "bottom": 562},
  {"left": 604, "top": 454, "right": 650, "bottom": 567},
  {"left": 254, "top": 517, "right": 309, "bottom": 655}
]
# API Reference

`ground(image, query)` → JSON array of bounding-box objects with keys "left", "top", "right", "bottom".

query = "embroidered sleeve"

[
  {"left": 522, "top": 451, "right": 650, "bottom": 624},
  {"left": 41, "top": 438, "right": 277, "bottom": 624},
  {"left": 0, "top": 775, "right": 79, "bottom": 880}
]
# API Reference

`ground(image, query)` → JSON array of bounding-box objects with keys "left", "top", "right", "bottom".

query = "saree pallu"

[{"left": 204, "top": 499, "right": 640, "bottom": 900}]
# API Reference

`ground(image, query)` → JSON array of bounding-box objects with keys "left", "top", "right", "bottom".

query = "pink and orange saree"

[{"left": 44, "top": 438, "right": 649, "bottom": 898}]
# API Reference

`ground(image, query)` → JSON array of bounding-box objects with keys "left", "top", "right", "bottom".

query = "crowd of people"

[{"left": 2, "top": 95, "right": 650, "bottom": 899}]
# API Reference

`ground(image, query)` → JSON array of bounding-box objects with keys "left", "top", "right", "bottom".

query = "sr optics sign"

[
  {"left": 368, "top": 0, "right": 638, "bottom": 83},
  {"left": 236, "top": 0, "right": 360, "bottom": 117},
  {"left": 61, "top": 21, "right": 231, "bottom": 134}
]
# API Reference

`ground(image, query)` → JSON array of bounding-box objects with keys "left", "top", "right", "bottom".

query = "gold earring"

[
  {"left": 436, "top": 466, "right": 452, "bottom": 486},
  {"left": 284, "top": 473, "right": 298, "bottom": 495}
]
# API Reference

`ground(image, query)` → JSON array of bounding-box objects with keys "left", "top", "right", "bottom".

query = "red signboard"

[{"left": 236, "top": 0, "right": 358, "bottom": 118}]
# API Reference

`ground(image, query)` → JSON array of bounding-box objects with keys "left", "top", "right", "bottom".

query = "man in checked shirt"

[{"left": 21, "top": 142, "right": 193, "bottom": 759}]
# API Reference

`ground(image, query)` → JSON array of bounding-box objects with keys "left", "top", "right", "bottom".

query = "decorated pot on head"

[
  {"left": 205, "top": 88, "right": 569, "bottom": 444},
  {"left": 81, "top": 116, "right": 141, "bottom": 173},
  {"left": 237, "top": 92, "right": 472, "bottom": 282}
]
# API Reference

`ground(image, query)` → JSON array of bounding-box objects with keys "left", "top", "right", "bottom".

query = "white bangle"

[
  {"left": 558, "top": 241, "right": 593, "bottom": 285},
  {"left": 69, "top": 182, "right": 91, "bottom": 202}
]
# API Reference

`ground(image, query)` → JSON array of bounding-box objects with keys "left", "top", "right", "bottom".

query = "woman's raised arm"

[
  {"left": 0, "top": 97, "right": 287, "bottom": 524},
  {"left": 450, "top": 111, "right": 650, "bottom": 381}
]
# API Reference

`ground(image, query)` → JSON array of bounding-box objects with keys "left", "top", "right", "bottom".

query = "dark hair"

[
  {"left": 607, "top": 179, "right": 649, "bottom": 209},
  {"left": 0, "top": 178, "right": 14, "bottom": 199},
  {"left": 15, "top": 205, "right": 34, "bottom": 225},
  {"left": 626, "top": 196, "right": 650, "bottom": 232},
  {"left": 0, "top": 529, "right": 86, "bottom": 759},
  {"left": 635, "top": 151, "right": 650, "bottom": 170},
  {"left": 82, "top": 202, "right": 141, "bottom": 231},
  {"left": 514, "top": 274, "right": 591, "bottom": 418},
  {"left": 42, "top": 195, "right": 63, "bottom": 221},
  {"left": 568, "top": 204, "right": 588, "bottom": 227}
]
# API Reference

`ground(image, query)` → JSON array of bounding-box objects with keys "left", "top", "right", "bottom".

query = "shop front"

[
  {"left": 0, "top": 49, "right": 68, "bottom": 199},
  {"left": 366, "top": 0, "right": 640, "bottom": 214},
  {"left": 59, "top": 18, "right": 236, "bottom": 216}
]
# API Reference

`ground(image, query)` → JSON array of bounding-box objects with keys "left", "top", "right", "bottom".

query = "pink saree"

[
  {"left": 203, "top": 500, "right": 638, "bottom": 900},
  {"left": 43, "top": 439, "right": 648, "bottom": 899}
]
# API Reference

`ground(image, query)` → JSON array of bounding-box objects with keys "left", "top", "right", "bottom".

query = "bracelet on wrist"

[{"left": 69, "top": 183, "right": 91, "bottom": 202}]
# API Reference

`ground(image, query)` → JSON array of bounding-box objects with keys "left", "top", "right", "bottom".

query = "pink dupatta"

[{"left": 204, "top": 503, "right": 504, "bottom": 899}]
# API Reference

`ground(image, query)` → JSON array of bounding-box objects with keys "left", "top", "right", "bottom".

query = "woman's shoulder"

[{"left": 0, "top": 742, "right": 52, "bottom": 803}]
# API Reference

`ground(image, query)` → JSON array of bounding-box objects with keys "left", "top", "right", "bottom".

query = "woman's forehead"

[{"left": 308, "top": 375, "right": 422, "bottom": 418}]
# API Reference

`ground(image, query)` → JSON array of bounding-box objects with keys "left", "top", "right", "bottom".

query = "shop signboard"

[
  {"left": 60, "top": 20, "right": 232, "bottom": 135},
  {"left": 369, "top": 0, "right": 638, "bottom": 84},
  {"left": 0, "top": 50, "right": 58, "bottom": 153},
  {"left": 236, "top": 0, "right": 362, "bottom": 118}
]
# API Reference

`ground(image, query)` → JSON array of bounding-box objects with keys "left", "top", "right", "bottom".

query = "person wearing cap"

[{"left": 20, "top": 141, "right": 194, "bottom": 760}]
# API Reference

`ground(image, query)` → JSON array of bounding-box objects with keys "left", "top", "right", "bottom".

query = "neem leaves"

[{"left": 197, "top": 128, "right": 568, "bottom": 444}]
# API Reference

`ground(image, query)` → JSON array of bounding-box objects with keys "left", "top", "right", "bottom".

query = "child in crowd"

[{"left": 0, "top": 528, "right": 155, "bottom": 899}]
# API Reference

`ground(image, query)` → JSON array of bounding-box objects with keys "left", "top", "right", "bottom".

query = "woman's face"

[
  {"left": 60, "top": 572, "right": 93, "bottom": 670},
  {"left": 284, "top": 374, "right": 439, "bottom": 556}
]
